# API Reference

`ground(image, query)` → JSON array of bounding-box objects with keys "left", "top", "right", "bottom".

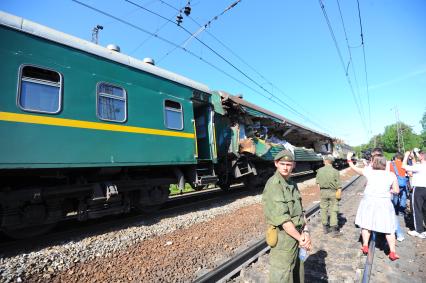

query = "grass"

[{"left": 169, "top": 183, "right": 195, "bottom": 195}]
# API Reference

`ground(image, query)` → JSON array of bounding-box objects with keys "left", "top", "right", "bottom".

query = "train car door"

[
  {"left": 193, "top": 103, "right": 212, "bottom": 160},
  {"left": 192, "top": 91, "right": 217, "bottom": 162}
]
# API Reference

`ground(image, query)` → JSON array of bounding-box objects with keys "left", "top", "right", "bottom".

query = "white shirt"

[
  {"left": 404, "top": 163, "right": 426, "bottom": 187},
  {"left": 363, "top": 169, "right": 395, "bottom": 198}
]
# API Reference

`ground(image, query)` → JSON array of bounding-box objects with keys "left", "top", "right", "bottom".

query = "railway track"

[
  {"left": 193, "top": 175, "right": 361, "bottom": 283},
  {"left": 0, "top": 171, "right": 319, "bottom": 256},
  {"left": 0, "top": 187, "right": 249, "bottom": 256},
  {"left": 1, "top": 169, "right": 361, "bottom": 282}
]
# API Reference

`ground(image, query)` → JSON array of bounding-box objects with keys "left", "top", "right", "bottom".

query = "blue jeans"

[
  {"left": 395, "top": 215, "right": 404, "bottom": 238},
  {"left": 392, "top": 186, "right": 407, "bottom": 214}
]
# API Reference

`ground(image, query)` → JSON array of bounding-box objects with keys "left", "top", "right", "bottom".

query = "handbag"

[{"left": 391, "top": 162, "right": 407, "bottom": 187}]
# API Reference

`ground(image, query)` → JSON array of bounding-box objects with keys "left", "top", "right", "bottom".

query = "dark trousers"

[{"left": 412, "top": 186, "right": 426, "bottom": 233}]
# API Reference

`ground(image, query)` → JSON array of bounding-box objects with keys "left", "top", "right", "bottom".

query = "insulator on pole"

[{"left": 176, "top": 13, "right": 183, "bottom": 25}]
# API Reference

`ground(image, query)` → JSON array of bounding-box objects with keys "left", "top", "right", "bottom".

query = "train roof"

[
  {"left": 217, "top": 91, "right": 332, "bottom": 141},
  {"left": 0, "top": 11, "right": 210, "bottom": 94}
]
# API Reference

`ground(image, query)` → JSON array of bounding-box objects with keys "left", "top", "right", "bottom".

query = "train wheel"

[
  {"left": 217, "top": 177, "right": 231, "bottom": 191},
  {"left": 135, "top": 185, "right": 169, "bottom": 213},
  {"left": 2, "top": 223, "right": 56, "bottom": 239},
  {"left": 192, "top": 185, "right": 205, "bottom": 191},
  {"left": 244, "top": 175, "right": 256, "bottom": 191}
]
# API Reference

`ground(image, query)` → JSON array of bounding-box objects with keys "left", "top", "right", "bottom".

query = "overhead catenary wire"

[
  {"left": 71, "top": 0, "right": 329, "bottom": 133},
  {"left": 124, "top": 0, "right": 332, "bottom": 133},
  {"left": 336, "top": 0, "right": 365, "bottom": 123},
  {"left": 155, "top": 0, "right": 334, "bottom": 131},
  {"left": 180, "top": 0, "right": 242, "bottom": 48},
  {"left": 129, "top": 0, "right": 201, "bottom": 54},
  {"left": 356, "top": 0, "right": 372, "bottom": 135},
  {"left": 130, "top": 20, "right": 170, "bottom": 55},
  {"left": 318, "top": 0, "right": 369, "bottom": 136}
]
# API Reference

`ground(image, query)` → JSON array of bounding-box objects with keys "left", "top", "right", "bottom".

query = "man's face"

[{"left": 274, "top": 160, "right": 295, "bottom": 178}]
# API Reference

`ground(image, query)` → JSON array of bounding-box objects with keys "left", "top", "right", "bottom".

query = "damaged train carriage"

[{"left": 213, "top": 91, "right": 334, "bottom": 190}]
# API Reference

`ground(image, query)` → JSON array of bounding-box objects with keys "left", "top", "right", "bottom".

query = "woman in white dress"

[{"left": 347, "top": 152, "right": 400, "bottom": 261}]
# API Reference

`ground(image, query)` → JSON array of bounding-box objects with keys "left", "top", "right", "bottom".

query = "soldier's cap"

[
  {"left": 323, "top": 155, "right": 335, "bottom": 161},
  {"left": 274, "top": 150, "right": 294, "bottom": 161}
]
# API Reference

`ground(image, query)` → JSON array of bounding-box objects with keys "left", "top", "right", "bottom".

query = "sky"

[{"left": 1, "top": 0, "right": 425, "bottom": 146}]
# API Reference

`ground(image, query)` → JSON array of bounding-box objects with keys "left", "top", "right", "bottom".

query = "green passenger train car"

[
  {"left": 0, "top": 11, "right": 343, "bottom": 238},
  {"left": 0, "top": 11, "right": 219, "bottom": 237}
]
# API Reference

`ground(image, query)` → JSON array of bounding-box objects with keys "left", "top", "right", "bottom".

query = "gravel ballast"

[{"left": 0, "top": 169, "right": 355, "bottom": 282}]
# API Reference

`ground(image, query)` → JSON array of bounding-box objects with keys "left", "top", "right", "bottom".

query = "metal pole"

[
  {"left": 91, "top": 25, "right": 103, "bottom": 44},
  {"left": 394, "top": 107, "right": 401, "bottom": 152},
  {"left": 396, "top": 108, "right": 405, "bottom": 152}
]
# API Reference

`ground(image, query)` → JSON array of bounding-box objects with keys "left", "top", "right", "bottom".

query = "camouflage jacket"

[{"left": 262, "top": 170, "right": 305, "bottom": 228}]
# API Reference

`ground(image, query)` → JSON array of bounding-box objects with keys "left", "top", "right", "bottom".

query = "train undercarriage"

[{"left": 0, "top": 166, "right": 187, "bottom": 238}]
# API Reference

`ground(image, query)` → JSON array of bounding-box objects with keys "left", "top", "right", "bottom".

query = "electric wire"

[
  {"left": 180, "top": 0, "right": 242, "bottom": 48},
  {"left": 129, "top": 0, "right": 199, "bottom": 55},
  {"left": 158, "top": 1, "right": 239, "bottom": 62},
  {"left": 356, "top": 0, "right": 372, "bottom": 135},
  {"left": 123, "top": 0, "right": 329, "bottom": 132},
  {"left": 71, "top": 0, "right": 328, "bottom": 133},
  {"left": 130, "top": 20, "right": 170, "bottom": 55},
  {"left": 336, "top": 0, "right": 365, "bottom": 122},
  {"left": 156, "top": 0, "right": 333, "bottom": 131},
  {"left": 318, "top": 0, "right": 369, "bottom": 135}
]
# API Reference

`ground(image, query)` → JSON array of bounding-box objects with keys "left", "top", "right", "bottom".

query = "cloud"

[{"left": 369, "top": 67, "right": 426, "bottom": 90}]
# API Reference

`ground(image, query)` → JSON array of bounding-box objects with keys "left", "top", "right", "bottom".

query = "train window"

[
  {"left": 164, "top": 100, "right": 183, "bottom": 130},
  {"left": 97, "top": 83, "right": 127, "bottom": 122},
  {"left": 18, "top": 65, "right": 62, "bottom": 113}
]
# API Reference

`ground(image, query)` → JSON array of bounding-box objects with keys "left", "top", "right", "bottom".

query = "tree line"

[{"left": 354, "top": 109, "right": 426, "bottom": 159}]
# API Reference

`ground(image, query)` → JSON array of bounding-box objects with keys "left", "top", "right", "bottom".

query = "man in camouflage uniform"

[
  {"left": 316, "top": 155, "right": 342, "bottom": 237},
  {"left": 262, "top": 150, "right": 311, "bottom": 283}
]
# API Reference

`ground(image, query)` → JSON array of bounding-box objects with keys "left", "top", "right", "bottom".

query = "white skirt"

[{"left": 355, "top": 195, "right": 396, "bottom": 234}]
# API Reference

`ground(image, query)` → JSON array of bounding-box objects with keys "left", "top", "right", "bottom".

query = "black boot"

[
  {"left": 323, "top": 225, "right": 330, "bottom": 234},
  {"left": 331, "top": 226, "right": 341, "bottom": 237}
]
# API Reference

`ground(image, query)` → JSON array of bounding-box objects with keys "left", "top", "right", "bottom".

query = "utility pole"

[
  {"left": 393, "top": 106, "right": 405, "bottom": 153},
  {"left": 91, "top": 25, "right": 103, "bottom": 44}
]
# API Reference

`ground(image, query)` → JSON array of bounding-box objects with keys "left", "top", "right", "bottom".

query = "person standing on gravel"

[
  {"left": 262, "top": 149, "right": 312, "bottom": 283},
  {"left": 347, "top": 152, "right": 400, "bottom": 261},
  {"left": 316, "top": 155, "right": 342, "bottom": 237},
  {"left": 402, "top": 149, "right": 426, "bottom": 239}
]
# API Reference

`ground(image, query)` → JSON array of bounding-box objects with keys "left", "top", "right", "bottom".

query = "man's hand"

[
  {"left": 299, "top": 232, "right": 312, "bottom": 251},
  {"left": 347, "top": 152, "right": 353, "bottom": 160}
]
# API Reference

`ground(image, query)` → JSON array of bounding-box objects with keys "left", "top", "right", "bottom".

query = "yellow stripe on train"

[{"left": 0, "top": 112, "right": 195, "bottom": 139}]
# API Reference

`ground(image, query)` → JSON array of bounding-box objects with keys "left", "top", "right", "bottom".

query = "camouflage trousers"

[
  {"left": 269, "top": 230, "right": 304, "bottom": 283},
  {"left": 320, "top": 188, "right": 339, "bottom": 227}
]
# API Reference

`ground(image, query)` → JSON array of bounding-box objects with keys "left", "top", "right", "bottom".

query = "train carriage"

[
  {"left": 0, "top": 11, "right": 353, "bottom": 238},
  {"left": 0, "top": 11, "right": 218, "bottom": 237},
  {"left": 212, "top": 91, "right": 333, "bottom": 189}
]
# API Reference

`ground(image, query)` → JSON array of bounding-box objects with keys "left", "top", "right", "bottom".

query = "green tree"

[
  {"left": 382, "top": 123, "right": 421, "bottom": 152},
  {"left": 421, "top": 109, "right": 426, "bottom": 133},
  {"left": 370, "top": 134, "right": 383, "bottom": 149},
  {"left": 420, "top": 109, "right": 426, "bottom": 149}
]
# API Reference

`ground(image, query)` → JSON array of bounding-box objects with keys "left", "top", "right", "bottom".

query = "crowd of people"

[
  {"left": 261, "top": 147, "right": 425, "bottom": 283},
  {"left": 347, "top": 148, "right": 426, "bottom": 260}
]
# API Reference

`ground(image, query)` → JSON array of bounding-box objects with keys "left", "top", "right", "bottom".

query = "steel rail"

[
  {"left": 361, "top": 231, "right": 376, "bottom": 283},
  {"left": 0, "top": 171, "right": 319, "bottom": 254},
  {"left": 194, "top": 174, "right": 361, "bottom": 283}
]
